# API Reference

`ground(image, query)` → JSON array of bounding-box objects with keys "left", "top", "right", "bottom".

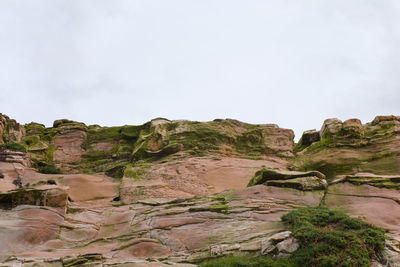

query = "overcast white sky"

[{"left": 1, "top": 0, "right": 399, "bottom": 140}]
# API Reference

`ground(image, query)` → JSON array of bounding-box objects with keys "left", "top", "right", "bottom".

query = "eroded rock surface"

[
  {"left": 326, "top": 173, "right": 400, "bottom": 233},
  {"left": 0, "top": 114, "right": 25, "bottom": 144},
  {"left": 52, "top": 121, "right": 87, "bottom": 170},
  {"left": 0, "top": 187, "right": 68, "bottom": 209},
  {"left": 0, "top": 182, "right": 323, "bottom": 266},
  {"left": 0, "top": 113, "right": 399, "bottom": 265},
  {"left": 293, "top": 116, "right": 400, "bottom": 180},
  {"left": 247, "top": 168, "right": 327, "bottom": 191}
]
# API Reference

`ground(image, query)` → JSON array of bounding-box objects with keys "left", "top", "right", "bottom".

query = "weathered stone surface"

[
  {"left": 210, "top": 244, "right": 241, "bottom": 256},
  {"left": 320, "top": 118, "right": 343, "bottom": 138},
  {"left": 331, "top": 173, "right": 400, "bottom": 189},
  {"left": 276, "top": 237, "right": 299, "bottom": 254},
  {"left": 53, "top": 122, "right": 87, "bottom": 164},
  {"left": 297, "top": 129, "right": 320, "bottom": 149},
  {"left": 120, "top": 180, "right": 193, "bottom": 204},
  {"left": 0, "top": 149, "right": 30, "bottom": 167},
  {"left": 261, "top": 231, "right": 292, "bottom": 255},
  {"left": 326, "top": 181, "right": 400, "bottom": 233},
  {"left": 372, "top": 115, "right": 400, "bottom": 126},
  {"left": 292, "top": 116, "right": 400, "bottom": 179},
  {"left": 248, "top": 168, "right": 327, "bottom": 191},
  {"left": 131, "top": 119, "right": 295, "bottom": 160},
  {"left": 264, "top": 176, "right": 327, "bottom": 191},
  {"left": 319, "top": 118, "right": 364, "bottom": 140},
  {"left": 120, "top": 156, "right": 288, "bottom": 202},
  {"left": 0, "top": 183, "right": 322, "bottom": 265},
  {"left": 342, "top": 118, "right": 364, "bottom": 138},
  {"left": 0, "top": 113, "right": 399, "bottom": 266},
  {"left": 261, "top": 231, "right": 299, "bottom": 256},
  {"left": 0, "top": 114, "right": 25, "bottom": 144},
  {"left": 382, "top": 246, "right": 400, "bottom": 267},
  {"left": 0, "top": 187, "right": 68, "bottom": 209}
]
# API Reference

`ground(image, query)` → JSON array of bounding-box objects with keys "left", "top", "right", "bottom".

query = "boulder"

[
  {"left": 261, "top": 231, "right": 299, "bottom": 255},
  {"left": 320, "top": 118, "right": 343, "bottom": 138},
  {"left": 261, "top": 231, "right": 292, "bottom": 255},
  {"left": 276, "top": 237, "right": 299, "bottom": 253}
]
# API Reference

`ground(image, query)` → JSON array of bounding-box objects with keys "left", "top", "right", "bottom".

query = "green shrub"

[
  {"left": 38, "top": 165, "right": 62, "bottom": 174},
  {"left": 0, "top": 143, "right": 26, "bottom": 152},
  {"left": 281, "top": 206, "right": 385, "bottom": 267}
]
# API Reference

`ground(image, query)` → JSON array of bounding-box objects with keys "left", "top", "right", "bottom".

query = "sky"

[{"left": 1, "top": 0, "right": 399, "bottom": 140}]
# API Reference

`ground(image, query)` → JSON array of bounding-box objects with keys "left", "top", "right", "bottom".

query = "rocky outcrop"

[
  {"left": 0, "top": 113, "right": 399, "bottom": 266},
  {"left": 320, "top": 118, "right": 364, "bottom": 140},
  {"left": 248, "top": 168, "right": 327, "bottom": 191},
  {"left": 292, "top": 116, "right": 400, "bottom": 179},
  {"left": 0, "top": 187, "right": 68, "bottom": 209},
  {"left": 320, "top": 118, "right": 343, "bottom": 138},
  {"left": 0, "top": 149, "right": 30, "bottom": 167},
  {"left": 331, "top": 173, "right": 400, "bottom": 189},
  {"left": 0, "top": 184, "right": 323, "bottom": 266},
  {"left": 296, "top": 129, "right": 320, "bottom": 150},
  {"left": 17, "top": 117, "right": 296, "bottom": 176},
  {"left": 0, "top": 113, "right": 25, "bottom": 144},
  {"left": 131, "top": 118, "right": 295, "bottom": 161},
  {"left": 52, "top": 120, "right": 87, "bottom": 165}
]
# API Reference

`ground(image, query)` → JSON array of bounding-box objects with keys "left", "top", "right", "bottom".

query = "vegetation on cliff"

[
  {"left": 282, "top": 206, "right": 385, "bottom": 267},
  {"left": 200, "top": 206, "right": 385, "bottom": 267},
  {"left": 17, "top": 117, "right": 295, "bottom": 177},
  {"left": 3, "top": 113, "right": 400, "bottom": 183},
  {"left": 0, "top": 143, "right": 26, "bottom": 152},
  {"left": 292, "top": 116, "right": 400, "bottom": 180}
]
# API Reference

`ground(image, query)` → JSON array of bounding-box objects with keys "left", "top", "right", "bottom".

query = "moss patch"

[{"left": 123, "top": 162, "right": 153, "bottom": 181}]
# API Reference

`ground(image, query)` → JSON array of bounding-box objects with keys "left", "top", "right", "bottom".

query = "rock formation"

[{"left": 0, "top": 113, "right": 399, "bottom": 266}]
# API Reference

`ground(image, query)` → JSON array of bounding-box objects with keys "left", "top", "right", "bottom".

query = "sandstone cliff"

[{"left": 0, "top": 113, "right": 399, "bottom": 266}]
